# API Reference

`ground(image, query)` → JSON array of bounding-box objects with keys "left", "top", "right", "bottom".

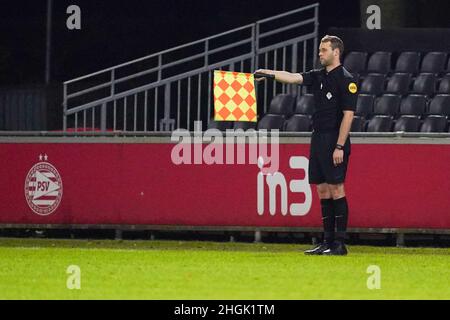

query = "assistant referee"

[{"left": 255, "top": 35, "right": 357, "bottom": 256}]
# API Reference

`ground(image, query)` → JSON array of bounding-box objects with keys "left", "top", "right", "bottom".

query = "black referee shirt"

[{"left": 301, "top": 65, "right": 357, "bottom": 133}]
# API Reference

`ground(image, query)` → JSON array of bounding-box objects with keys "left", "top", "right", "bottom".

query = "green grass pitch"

[{"left": 0, "top": 238, "right": 448, "bottom": 300}]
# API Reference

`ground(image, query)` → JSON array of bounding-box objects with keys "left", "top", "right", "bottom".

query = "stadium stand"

[
  {"left": 207, "top": 120, "right": 233, "bottom": 131},
  {"left": 385, "top": 73, "right": 411, "bottom": 95},
  {"left": 420, "top": 52, "right": 447, "bottom": 74},
  {"left": 374, "top": 94, "right": 401, "bottom": 116},
  {"left": 412, "top": 73, "right": 436, "bottom": 96},
  {"left": 256, "top": 50, "right": 450, "bottom": 133},
  {"left": 394, "top": 115, "right": 421, "bottom": 132},
  {"left": 421, "top": 115, "right": 448, "bottom": 132},
  {"left": 355, "top": 94, "right": 375, "bottom": 117},
  {"left": 343, "top": 51, "right": 368, "bottom": 76},
  {"left": 367, "top": 115, "right": 394, "bottom": 132},
  {"left": 360, "top": 74, "right": 385, "bottom": 96},
  {"left": 429, "top": 94, "right": 450, "bottom": 116},
  {"left": 268, "top": 94, "right": 296, "bottom": 118},
  {"left": 234, "top": 121, "right": 257, "bottom": 130},
  {"left": 438, "top": 74, "right": 450, "bottom": 93},
  {"left": 367, "top": 51, "right": 392, "bottom": 75},
  {"left": 394, "top": 52, "right": 421, "bottom": 74},
  {"left": 284, "top": 114, "right": 311, "bottom": 132},
  {"left": 350, "top": 116, "right": 366, "bottom": 132},
  {"left": 257, "top": 114, "right": 285, "bottom": 130},
  {"left": 399, "top": 94, "right": 427, "bottom": 116}
]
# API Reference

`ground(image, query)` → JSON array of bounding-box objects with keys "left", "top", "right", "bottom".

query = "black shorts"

[{"left": 308, "top": 131, "right": 351, "bottom": 185}]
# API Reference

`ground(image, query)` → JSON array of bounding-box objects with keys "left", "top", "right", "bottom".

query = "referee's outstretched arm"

[{"left": 254, "top": 69, "right": 304, "bottom": 84}]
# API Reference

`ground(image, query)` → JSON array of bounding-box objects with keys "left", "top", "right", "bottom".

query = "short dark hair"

[{"left": 321, "top": 35, "right": 344, "bottom": 58}]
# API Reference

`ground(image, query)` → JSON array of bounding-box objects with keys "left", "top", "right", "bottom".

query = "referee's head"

[{"left": 319, "top": 35, "right": 344, "bottom": 67}]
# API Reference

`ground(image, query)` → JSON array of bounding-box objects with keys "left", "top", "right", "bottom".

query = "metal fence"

[{"left": 63, "top": 3, "right": 319, "bottom": 132}]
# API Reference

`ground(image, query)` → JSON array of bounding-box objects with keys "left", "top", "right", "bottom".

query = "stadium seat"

[
  {"left": 295, "top": 94, "right": 315, "bottom": 115},
  {"left": 394, "top": 115, "right": 421, "bottom": 132},
  {"left": 207, "top": 119, "right": 233, "bottom": 131},
  {"left": 438, "top": 74, "right": 450, "bottom": 94},
  {"left": 366, "top": 115, "right": 393, "bottom": 132},
  {"left": 399, "top": 94, "right": 427, "bottom": 116},
  {"left": 234, "top": 121, "right": 257, "bottom": 130},
  {"left": 395, "top": 52, "right": 421, "bottom": 74},
  {"left": 428, "top": 94, "right": 450, "bottom": 116},
  {"left": 420, "top": 52, "right": 447, "bottom": 74},
  {"left": 373, "top": 94, "right": 401, "bottom": 116},
  {"left": 284, "top": 114, "right": 311, "bottom": 132},
  {"left": 268, "top": 94, "right": 296, "bottom": 118},
  {"left": 360, "top": 74, "right": 385, "bottom": 96},
  {"left": 386, "top": 73, "right": 411, "bottom": 95},
  {"left": 367, "top": 52, "right": 392, "bottom": 74},
  {"left": 257, "top": 114, "right": 285, "bottom": 130},
  {"left": 412, "top": 73, "right": 436, "bottom": 96},
  {"left": 355, "top": 94, "right": 375, "bottom": 117},
  {"left": 420, "top": 115, "right": 448, "bottom": 133},
  {"left": 351, "top": 116, "right": 365, "bottom": 132},
  {"left": 343, "top": 52, "right": 368, "bottom": 75}
]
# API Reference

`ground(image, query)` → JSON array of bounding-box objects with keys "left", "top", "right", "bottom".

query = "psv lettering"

[{"left": 37, "top": 181, "right": 50, "bottom": 192}]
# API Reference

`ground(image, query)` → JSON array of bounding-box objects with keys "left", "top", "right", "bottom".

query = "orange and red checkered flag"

[{"left": 213, "top": 70, "right": 257, "bottom": 122}]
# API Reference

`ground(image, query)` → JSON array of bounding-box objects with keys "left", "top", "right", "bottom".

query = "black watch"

[{"left": 335, "top": 144, "right": 344, "bottom": 150}]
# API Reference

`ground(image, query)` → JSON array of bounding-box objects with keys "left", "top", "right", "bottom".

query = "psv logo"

[{"left": 24, "top": 154, "right": 63, "bottom": 216}]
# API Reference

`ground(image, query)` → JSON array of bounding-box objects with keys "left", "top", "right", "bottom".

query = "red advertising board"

[{"left": 0, "top": 137, "right": 449, "bottom": 230}]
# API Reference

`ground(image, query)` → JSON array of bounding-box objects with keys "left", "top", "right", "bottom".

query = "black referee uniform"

[{"left": 301, "top": 64, "right": 357, "bottom": 255}]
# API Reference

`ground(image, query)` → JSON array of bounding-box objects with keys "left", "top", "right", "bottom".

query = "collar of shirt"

[{"left": 322, "top": 64, "right": 343, "bottom": 76}]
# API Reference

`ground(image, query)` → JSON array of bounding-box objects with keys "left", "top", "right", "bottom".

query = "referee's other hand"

[{"left": 333, "top": 148, "right": 344, "bottom": 166}]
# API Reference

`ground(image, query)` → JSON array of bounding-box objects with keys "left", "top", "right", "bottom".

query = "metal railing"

[{"left": 63, "top": 3, "right": 319, "bottom": 132}]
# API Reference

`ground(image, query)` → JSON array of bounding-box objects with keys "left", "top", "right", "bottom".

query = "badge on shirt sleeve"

[{"left": 348, "top": 82, "right": 358, "bottom": 94}]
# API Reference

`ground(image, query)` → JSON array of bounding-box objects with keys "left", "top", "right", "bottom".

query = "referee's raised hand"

[{"left": 254, "top": 69, "right": 272, "bottom": 82}]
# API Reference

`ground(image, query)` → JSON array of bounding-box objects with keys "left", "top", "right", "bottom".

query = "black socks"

[
  {"left": 320, "top": 197, "right": 349, "bottom": 244},
  {"left": 320, "top": 198, "right": 335, "bottom": 244},
  {"left": 333, "top": 197, "right": 349, "bottom": 242}
]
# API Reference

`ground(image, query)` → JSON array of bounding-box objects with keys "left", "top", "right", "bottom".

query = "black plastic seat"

[
  {"left": 284, "top": 114, "right": 311, "bottom": 132},
  {"left": 429, "top": 94, "right": 450, "bottom": 116},
  {"left": 360, "top": 74, "right": 385, "bottom": 96},
  {"left": 438, "top": 74, "right": 450, "bottom": 94},
  {"left": 295, "top": 94, "right": 315, "bottom": 115},
  {"left": 386, "top": 73, "right": 411, "bottom": 95},
  {"left": 355, "top": 94, "right": 375, "bottom": 117},
  {"left": 412, "top": 73, "right": 436, "bottom": 96},
  {"left": 343, "top": 52, "right": 368, "bottom": 75},
  {"left": 394, "top": 115, "right": 421, "bottom": 132},
  {"left": 421, "top": 52, "right": 447, "bottom": 74},
  {"left": 366, "top": 115, "right": 393, "bottom": 132},
  {"left": 233, "top": 121, "right": 257, "bottom": 130},
  {"left": 421, "top": 115, "right": 448, "bottom": 133},
  {"left": 351, "top": 116, "right": 365, "bottom": 132},
  {"left": 207, "top": 119, "right": 233, "bottom": 131},
  {"left": 373, "top": 94, "right": 401, "bottom": 116},
  {"left": 367, "top": 52, "right": 392, "bottom": 75},
  {"left": 268, "top": 94, "right": 296, "bottom": 118},
  {"left": 395, "top": 52, "right": 421, "bottom": 74},
  {"left": 257, "top": 114, "right": 286, "bottom": 130},
  {"left": 399, "top": 94, "right": 427, "bottom": 116}
]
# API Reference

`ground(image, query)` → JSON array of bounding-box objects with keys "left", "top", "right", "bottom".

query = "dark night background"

[
  {"left": 0, "top": 0, "right": 364, "bottom": 85},
  {"left": 1, "top": 0, "right": 450, "bottom": 85}
]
